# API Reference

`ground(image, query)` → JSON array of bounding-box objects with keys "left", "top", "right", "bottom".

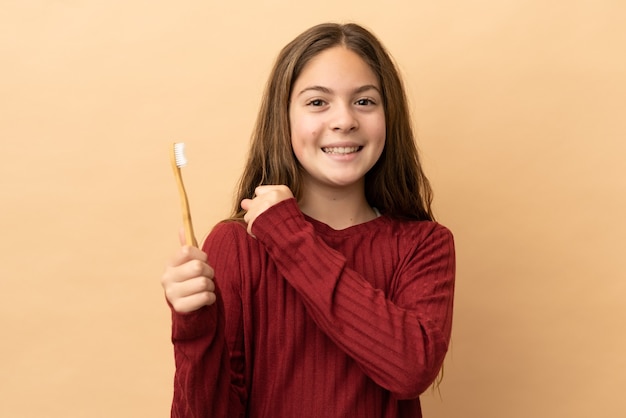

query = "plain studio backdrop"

[{"left": 1, "top": 1, "right": 624, "bottom": 417}]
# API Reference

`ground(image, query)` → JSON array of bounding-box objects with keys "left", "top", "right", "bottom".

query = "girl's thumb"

[{"left": 178, "top": 226, "right": 187, "bottom": 246}]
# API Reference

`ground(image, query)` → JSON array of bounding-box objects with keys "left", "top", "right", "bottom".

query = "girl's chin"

[{"left": 310, "top": 175, "right": 367, "bottom": 190}]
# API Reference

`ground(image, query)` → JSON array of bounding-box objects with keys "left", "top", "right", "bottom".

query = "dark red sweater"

[{"left": 170, "top": 198, "right": 455, "bottom": 417}]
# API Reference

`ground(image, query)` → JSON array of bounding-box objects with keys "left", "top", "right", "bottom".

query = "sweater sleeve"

[
  {"left": 251, "top": 199, "right": 456, "bottom": 399},
  {"left": 169, "top": 223, "right": 247, "bottom": 417},
  {"left": 170, "top": 300, "right": 232, "bottom": 417}
]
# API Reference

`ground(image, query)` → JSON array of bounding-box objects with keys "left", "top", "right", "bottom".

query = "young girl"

[{"left": 161, "top": 22, "right": 455, "bottom": 418}]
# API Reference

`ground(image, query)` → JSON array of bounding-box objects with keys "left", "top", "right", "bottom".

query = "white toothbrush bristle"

[{"left": 173, "top": 142, "right": 188, "bottom": 167}]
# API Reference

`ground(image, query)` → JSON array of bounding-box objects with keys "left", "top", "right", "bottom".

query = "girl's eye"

[
  {"left": 355, "top": 98, "right": 376, "bottom": 106},
  {"left": 307, "top": 99, "right": 326, "bottom": 107}
]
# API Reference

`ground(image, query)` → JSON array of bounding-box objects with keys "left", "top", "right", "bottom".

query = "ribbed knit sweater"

[{"left": 170, "top": 198, "right": 455, "bottom": 418}]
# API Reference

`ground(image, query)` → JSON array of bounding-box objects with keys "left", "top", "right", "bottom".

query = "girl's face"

[{"left": 289, "top": 46, "right": 386, "bottom": 193}]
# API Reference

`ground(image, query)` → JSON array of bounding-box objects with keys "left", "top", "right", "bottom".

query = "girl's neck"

[{"left": 298, "top": 181, "right": 378, "bottom": 230}]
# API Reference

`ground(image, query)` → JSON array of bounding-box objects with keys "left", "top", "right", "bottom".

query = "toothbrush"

[{"left": 170, "top": 142, "right": 198, "bottom": 247}]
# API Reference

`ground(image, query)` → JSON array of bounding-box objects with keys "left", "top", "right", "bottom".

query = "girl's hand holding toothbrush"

[{"left": 161, "top": 228, "right": 217, "bottom": 313}]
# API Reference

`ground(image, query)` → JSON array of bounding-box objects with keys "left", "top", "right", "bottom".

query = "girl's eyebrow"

[
  {"left": 354, "top": 84, "right": 381, "bottom": 95},
  {"left": 296, "top": 84, "right": 381, "bottom": 97},
  {"left": 296, "top": 85, "right": 331, "bottom": 96}
]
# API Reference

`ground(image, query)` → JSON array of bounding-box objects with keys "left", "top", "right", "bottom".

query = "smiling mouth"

[{"left": 322, "top": 146, "right": 362, "bottom": 155}]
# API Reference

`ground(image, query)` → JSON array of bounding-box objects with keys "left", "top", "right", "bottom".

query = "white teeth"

[{"left": 322, "top": 146, "right": 360, "bottom": 154}]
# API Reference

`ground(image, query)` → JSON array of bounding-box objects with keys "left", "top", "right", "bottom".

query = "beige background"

[{"left": 1, "top": 1, "right": 624, "bottom": 417}]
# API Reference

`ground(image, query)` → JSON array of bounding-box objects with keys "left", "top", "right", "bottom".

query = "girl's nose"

[{"left": 331, "top": 104, "right": 359, "bottom": 132}]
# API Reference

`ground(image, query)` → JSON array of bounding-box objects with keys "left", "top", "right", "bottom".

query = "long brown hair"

[{"left": 231, "top": 23, "right": 434, "bottom": 221}]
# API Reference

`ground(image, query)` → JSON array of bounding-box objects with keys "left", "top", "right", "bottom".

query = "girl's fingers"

[
  {"left": 178, "top": 226, "right": 186, "bottom": 246},
  {"left": 167, "top": 245, "right": 208, "bottom": 269},
  {"left": 240, "top": 198, "right": 252, "bottom": 211},
  {"left": 240, "top": 185, "right": 294, "bottom": 236},
  {"left": 162, "top": 259, "right": 214, "bottom": 286},
  {"left": 161, "top": 230, "right": 217, "bottom": 313},
  {"left": 254, "top": 185, "right": 273, "bottom": 196},
  {"left": 164, "top": 276, "right": 217, "bottom": 313},
  {"left": 166, "top": 276, "right": 215, "bottom": 299},
  {"left": 179, "top": 259, "right": 214, "bottom": 282},
  {"left": 170, "top": 290, "right": 217, "bottom": 313}
]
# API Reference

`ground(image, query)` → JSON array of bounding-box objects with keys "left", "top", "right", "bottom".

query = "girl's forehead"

[{"left": 293, "top": 46, "right": 379, "bottom": 90}]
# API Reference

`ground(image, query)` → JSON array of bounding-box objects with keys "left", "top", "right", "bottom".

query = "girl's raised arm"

[{"left": 251, "top": 199, "right": 455, "bottom": 399}]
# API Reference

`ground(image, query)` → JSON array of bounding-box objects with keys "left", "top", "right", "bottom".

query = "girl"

[{"left": 161, "top": 22, "right": 455, "bottom": 418}]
